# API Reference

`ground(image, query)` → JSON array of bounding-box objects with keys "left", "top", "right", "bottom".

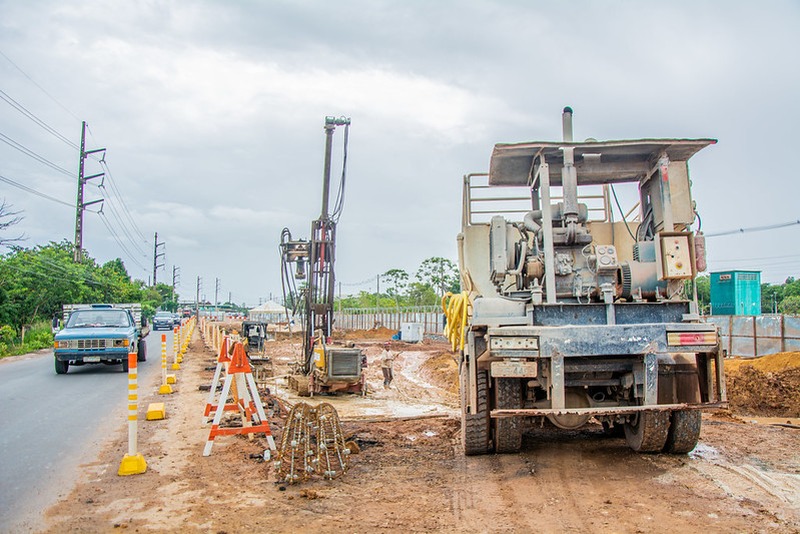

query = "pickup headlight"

[
  {"left": 113, "top": 339, "right": 130, "bottom": 348},
  {"left": 56, "top": 340, "right": 71, "bottom": 349}
]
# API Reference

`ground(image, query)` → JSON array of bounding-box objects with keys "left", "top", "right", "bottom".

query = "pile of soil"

[
  {"left": 725, "top": 352, "right": 800, "bottom": 417},
  {"left": 419, "top": 350, "right": 459, "bottom": 395},
  {"left": 333, "top": 327, "right": 398, "bottom": 340}
]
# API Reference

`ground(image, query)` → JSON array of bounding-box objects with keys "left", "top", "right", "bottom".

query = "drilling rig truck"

[
  {"left": 455, "top": 107, "right": 726, "bottom": 455},
  {"left": 280, "top": 116, "right": 366, "bottom": 396}
]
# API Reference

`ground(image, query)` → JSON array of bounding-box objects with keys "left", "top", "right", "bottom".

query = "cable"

[
  {"left": 0, "top": 49, "right": 82, "bottom": 122},
  {"left": 98, "top": 212, "right": 149, "bottom": 272},
  {"left": 0, "top": 173, "right": 74, "bottom": 207},
  {"left": 330, "top": 122, "right": 349, "bottom": 223},
  {"left": 705, "top": 220, "right": 800, "bottom": 238},
  {"left": 609, "top": 184, "right": 635, "bottom": 240},
  {"left": 0, "top": 132, "right": 75, "bottom": 178},
  {"left": 0, "top": 88, "right": 79, "bottom": 150},
  {"left": 99, "top": 160, "right": 147, "bottom": 242}
]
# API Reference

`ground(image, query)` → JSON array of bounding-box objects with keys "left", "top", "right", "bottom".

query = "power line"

[
  {"left": 0, "top": 88, "right": 79, "bottom": 150},
  {"left": 98, "top": 212, "right": 149, "bottom": 272},
  {"left": 0, "top": 48, "right": 82, "bottom": 123},
  {"left": 0, "top": 131, "right": 74, "bottom": 178},
  {"left": 0, "top": 173, "right": 73, "bottom": 208},
  {"left": 705, "top": 219, "right": 800, "bottom": 238},
  {"left": 99, "top": 160, "right": 147, "bottom": 241}
]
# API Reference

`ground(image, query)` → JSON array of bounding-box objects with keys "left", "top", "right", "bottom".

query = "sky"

[{"left": 1, "top": 0, "right": 799, "bottom": 307}]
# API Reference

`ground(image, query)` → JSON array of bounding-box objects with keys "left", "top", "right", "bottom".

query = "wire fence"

[{"left": 333, "top": 305, "right": 444, "bottom": 335}]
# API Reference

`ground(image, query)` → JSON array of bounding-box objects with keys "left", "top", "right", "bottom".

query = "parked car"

[{"left": 153, "top": 311, "right": 174, "bottom": 331}]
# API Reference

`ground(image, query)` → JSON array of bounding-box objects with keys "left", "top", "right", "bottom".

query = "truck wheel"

[
  {"left": 55, "top": 358, "right": 69, "bottom": 375},
  {"left": 137, "top": 341, "right": 147, "bottom": 362},
  {"left": 461, "top": 366, "right": 490, "bottom": 455},
  {"left": 624, "top": 410, "right": 670, "bottom": 452},
  {"left": 492, "top": 378, "right": 523, "bottom": 453},
  {"left": 122, "top": 357, "right": 129, "bottom": 373},
  {"left": 663, "top": 410, "right": 701, "bottom": 454}
]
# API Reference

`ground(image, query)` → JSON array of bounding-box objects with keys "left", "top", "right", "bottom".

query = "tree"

[
  {"left": 0, "top": 200, "right": 24, "bottom": 246},
  {"left": 382, "top": 269, "right": 409, "bottom": 306},
  {"left": 416, "top": 257, "right": 460, "bottom": 298},
  {"left": 778, "top": 295, "right": 800, "bottom": 315}
]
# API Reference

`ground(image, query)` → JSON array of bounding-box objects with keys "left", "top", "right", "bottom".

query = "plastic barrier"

[{"left": 118, "top": 352, "right": 147, "bottom": 475}]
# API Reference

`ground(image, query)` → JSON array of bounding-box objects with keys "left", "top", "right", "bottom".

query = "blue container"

[{"left": 710, "top": 270, "right": 761, "bottom": 316}]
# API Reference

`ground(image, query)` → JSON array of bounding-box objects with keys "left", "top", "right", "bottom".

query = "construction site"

[
  {"left": 36, "top": 322, "right": 799, "bottom": 533},
  {"left": 35, "top": 108, "right": 800, "bottom": 533}
]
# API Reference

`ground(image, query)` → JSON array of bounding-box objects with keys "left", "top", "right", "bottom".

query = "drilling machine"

[
  {"left": 455, "top": 107, "right": 726, "bottom": 455},
  {"left": 281, "top": 116, "right": 365, "bottom": 396}
]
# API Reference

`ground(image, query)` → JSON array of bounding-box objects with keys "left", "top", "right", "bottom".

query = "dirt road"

[{"left": 42, "top": 329, "right": 800, "bottom": 533}]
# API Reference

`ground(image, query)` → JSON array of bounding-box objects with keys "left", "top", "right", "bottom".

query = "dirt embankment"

[{"left": 725, "top": 352, "right": 800, "bottom": 417}]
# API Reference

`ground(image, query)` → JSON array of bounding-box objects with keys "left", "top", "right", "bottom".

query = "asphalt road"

[{"left": 0, "top": 329, "right": 173, "bottom": 532}]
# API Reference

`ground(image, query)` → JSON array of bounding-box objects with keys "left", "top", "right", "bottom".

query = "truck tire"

[
  {"left": 624, "top": 410, "right": 670, "bottom": 452},
  {"left": 663, "top": 410, "right": 701, "bottom": 454},
  {"left": 55, "top": 358, "right": 69, "bottom": 375},
  {"left": 492, "top": 377, "right": 523, "bottom": 453},
  {"left": 137, "top": 340, "right": 147, "bottom": 362},
  {"left": 122, "top": 356, "right": 129, "bottom": 373},
  {"left": 461, "top": 366, "right": 490, "bottom": 455}
]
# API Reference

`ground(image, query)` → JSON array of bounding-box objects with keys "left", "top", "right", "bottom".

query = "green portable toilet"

[{"left": 710, "top": 270, "right": 761, "bottom": 316}]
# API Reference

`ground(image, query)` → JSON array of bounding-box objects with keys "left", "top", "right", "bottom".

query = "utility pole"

[
  {"left": 172, "top": 265, "right": 180, "bottom": 290},
  {"left": 153, "top": 233, "right": 165, "bottom": 285},
  {"left": 196, "top": 276, "right": 201, "bottom": 318},
  {"left": 214, "top": 277, "right": 221, "bottom": 320},
  {"left": 73, "top": 121, "right": 105, "bottom": 262}
]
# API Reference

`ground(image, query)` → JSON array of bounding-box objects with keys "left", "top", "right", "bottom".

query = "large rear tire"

[
  {"left": 121, "top": 356, "right": 129, "bottom": 373},
  {"left": 55, "top": 358, "right": 68, "bottom": 375},
  {"left": 492, "top": 378, "right": 523, "bottom": 454},
  {"left": 137, "top": 341, "right": 147, "bottom": 362},
  {"left": 624, "top": 410, "right": 670, "bottom": 452},
  {"left": 663, "top": 410, "right": 701, "bottom": 454},
  {"left": 461, "top": 366, "right": 490, "bottom": 455}
]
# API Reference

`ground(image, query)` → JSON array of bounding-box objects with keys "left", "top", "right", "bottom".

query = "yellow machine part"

[{"left": 442, "top": 291, "right": 472, "bottom": 352}]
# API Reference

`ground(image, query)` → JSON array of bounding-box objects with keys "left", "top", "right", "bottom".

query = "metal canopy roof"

[{"left": 488, "top": 138, "right": 716, "bottom": 187}]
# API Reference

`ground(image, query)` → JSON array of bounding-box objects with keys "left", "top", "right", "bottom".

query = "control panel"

[{"left": 656, "top": 232, "right": 694, "bottom": 280}]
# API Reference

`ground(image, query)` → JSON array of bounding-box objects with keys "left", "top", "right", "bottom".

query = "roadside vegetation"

[
  {"left": 335, "top": 257, "right": 460, "bottom": 309},
  {"left": 0, "top": 239, "right": 177, "bottom": 359}
]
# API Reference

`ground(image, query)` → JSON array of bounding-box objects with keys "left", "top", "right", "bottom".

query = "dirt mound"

[
  {"left": 725, "top": 352, "right": 800, "bottom": 417},
  {"left": 333, "top": 327, "right": 398, "bottom": 340},
  {"left": 418, "top": 350, "right": 459, "bottom": 395}
]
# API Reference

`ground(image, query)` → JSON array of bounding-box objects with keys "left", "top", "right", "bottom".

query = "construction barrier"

[
  {"left": 118, "top": 352, "right": 147, "bottom": 476},
  {"left": 158, "top": 334, "right": 173, "bottom": 395},
  {"left": 203, "top": 335, "right": 230, "bottom": 424},
  {"left": 203, "top": 342, "right": 276, "bottom": 457}
]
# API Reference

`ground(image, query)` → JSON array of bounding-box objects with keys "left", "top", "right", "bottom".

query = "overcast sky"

[{"left": 1, "top": 1, "right": 799, "bottom": 306}]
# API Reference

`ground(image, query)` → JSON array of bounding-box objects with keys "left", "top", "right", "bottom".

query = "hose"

[{"left": 441, "top": 291, "right": 471, "bottom": 352}]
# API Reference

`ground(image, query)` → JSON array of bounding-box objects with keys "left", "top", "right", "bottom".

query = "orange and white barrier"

[
  {"left": 203, "top": 342, "right": 275, "bottom": 457},
  {"left": 158, "top": 334, "right": 173, "bottom": 395},
  {"left": 118, "top": 352, "right": 147, "bottom": 475},
  {"left": 202, "top": 335, "right": 231, "bottom": 424}
]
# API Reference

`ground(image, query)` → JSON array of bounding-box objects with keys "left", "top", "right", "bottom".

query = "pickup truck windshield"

[{"left": 66, "top": 309, "right": 132, "bottom": 328}]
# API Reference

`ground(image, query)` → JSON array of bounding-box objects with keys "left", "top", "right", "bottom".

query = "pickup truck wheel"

[
  {"left": 121, "top": 357, "right": 129, "bottom": 373},
  {"left": 663, "top": 410, "right": 701, "bottom": 454},
  {"left": 624, "top": 410, "right": 670, "bottom": 452},
  {"left": 461, "top": 365, "right": 490, "bottom": 455},
  {"left": 55, "top": 358, "right": 68, "bottom": 374},
  {"left": 137, "top": 341, "right": 147, "bottom": 362},
  {"left": 492, "top": 377, "right": 523, "bottom": 453}
]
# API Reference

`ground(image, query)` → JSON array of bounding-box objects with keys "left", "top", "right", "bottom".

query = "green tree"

[
  {"left": 382, "top": 269, "right": 409, "bottom": 306},
  {"left": 416, "top": 257, "right": 459, "bottom": 298},
  {"left": 778, "top": 295, "right": 800, "bottom": 315}
]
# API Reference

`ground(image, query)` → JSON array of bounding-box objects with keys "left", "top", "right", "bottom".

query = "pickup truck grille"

[{"left": 77, "top": 339, "right": 107, "bottom": 349}]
